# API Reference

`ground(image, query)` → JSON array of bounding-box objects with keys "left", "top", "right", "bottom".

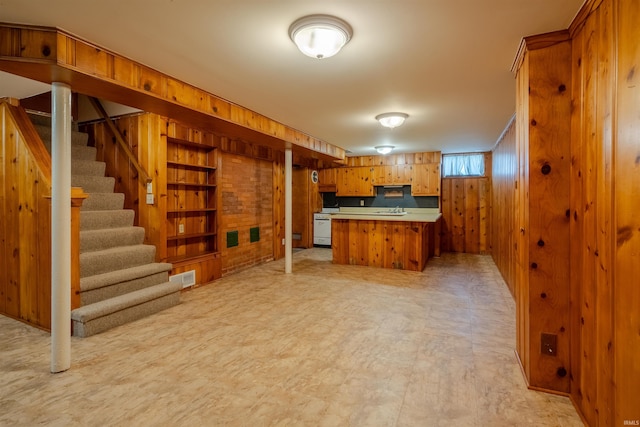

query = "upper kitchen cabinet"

[
  {"left": 411, "top": 163, "right": 441, "bottom": 196},
  {"left": 318, "top": 168, "right": 338, "bottom": 192},
  {"left": 336, "top": 167, "right": 374, "bottom": 196},
  {"left": 372, "top": 164, "right": 413, "bottom": 186}
]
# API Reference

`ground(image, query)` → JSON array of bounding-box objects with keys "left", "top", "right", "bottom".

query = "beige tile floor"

[{"left": 0, "top": 249, "right": 583, "bottom": 426}]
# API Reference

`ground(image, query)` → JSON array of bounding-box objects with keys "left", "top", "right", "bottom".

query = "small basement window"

[{"left": 442, "top": 153, "right": 485, "bottom": 177}]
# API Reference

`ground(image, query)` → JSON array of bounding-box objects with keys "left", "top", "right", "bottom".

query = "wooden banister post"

[{"left": 70, "top": 187, "right": 88, "bottom": 310}]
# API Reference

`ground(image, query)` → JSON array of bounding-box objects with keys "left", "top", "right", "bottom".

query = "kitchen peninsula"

[{"left": 331, "top": 208, "right": 441, "bottom": 271}]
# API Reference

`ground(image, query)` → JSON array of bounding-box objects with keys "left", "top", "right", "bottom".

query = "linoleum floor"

[{"left": 0, "top": 249, "right": 583, "bottom": 426}]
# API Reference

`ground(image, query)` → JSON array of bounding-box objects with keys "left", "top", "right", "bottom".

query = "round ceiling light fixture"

[
  {"left": 375, "top": 112, "right": 409, "bottom": 129},
  {"left": 375, "top": 145, "right": 395, "bottom": 155},
  {"left": 289, "top": 14, "right": 353, "bottom": 59}
]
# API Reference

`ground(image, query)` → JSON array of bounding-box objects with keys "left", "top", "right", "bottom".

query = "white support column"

[
  {"left": 285, "top": 148, "right": 292, "bottom": 273},
  {"left": 51, "top": 82, "right": 72, "bottom": 373}
]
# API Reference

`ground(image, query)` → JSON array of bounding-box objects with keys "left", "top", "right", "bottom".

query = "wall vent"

[{"left": 169, "top": 270, "right": 196, "bottom": 289}]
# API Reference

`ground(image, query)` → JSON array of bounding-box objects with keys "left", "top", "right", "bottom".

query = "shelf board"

[
  {"left": 167, "top": 161, "right": 217, "bottom": 170},
  {"left": 167, "top": 231, "right": 217, "bottom": 241},
  {"left": 167, "top": 136, "right": 215, "bottom": 151},
  {"left": 167, "top": 208, "right": 217, "bottom": 214},
  {"left": 167, "top": 181, "right": 216, "bottom": 188},
  {"left": 165, "top": 251, "right": 219, "bottom": 264}
]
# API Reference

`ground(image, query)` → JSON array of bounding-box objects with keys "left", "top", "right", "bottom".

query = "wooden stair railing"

[{"left": 87, "top": 96, "right": 152, "bottom": 186}]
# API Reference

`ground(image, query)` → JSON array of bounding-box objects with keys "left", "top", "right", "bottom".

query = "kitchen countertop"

[{"left": 330, "top": 207, "right": 441, "bottom": 223}]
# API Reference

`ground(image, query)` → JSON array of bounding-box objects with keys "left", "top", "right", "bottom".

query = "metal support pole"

[
  {"left": 51, "top": 82, "right": 72, "bottom": 373},
  {"left": 285, "top": 148, "right": 292, "bottom": 273}
]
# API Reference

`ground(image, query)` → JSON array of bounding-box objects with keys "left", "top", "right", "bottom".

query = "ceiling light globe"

[
  {"left": 375, "top": 112, "right": 409, "bottom": 129},
  {"left": 375, "top": 145, "right": 395, "bottom": 155},
  {"left": 289, "top": 15, "right": 353, "bottom": 59}
]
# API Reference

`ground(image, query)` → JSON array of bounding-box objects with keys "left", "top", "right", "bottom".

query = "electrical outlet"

[
  {"left": 541, "top": 333, "right": 557, "bottom": 356},
  {"left": 282, "top": 238, "right": 285, "bottom": 245},
  {"left": 146, "top": 182, "right": 153, "bottom": 194},
  {"left": 179, "top": 223, "right": 185, "bottom": 234},
  {"left": 145, "top": 194, "right": 154, "bottom": 205},
  {"left": 360, "top": 199, "right": 364, "bottom": 206}
]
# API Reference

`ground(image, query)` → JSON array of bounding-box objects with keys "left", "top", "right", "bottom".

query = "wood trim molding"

[
  {"left": 510, "top": 30, "right": 571, "bottom": 75},
  {"left": 569, "top": 0, "right": 604, "bottom": 38}
]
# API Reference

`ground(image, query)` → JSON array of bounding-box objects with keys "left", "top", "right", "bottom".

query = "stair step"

[
  {"left": 71, "top": 281, "right": 182, "bottom": 337},
  {"left": 81, "top": 262, "right": 172, "bottom": 293},
  {"left": 72, "top": 175, "right": 115, "bottom": 193},
  {"left": 80, "top": 264, "right": 172, "bottom": 306},
  {"left": 80, "top": 244, "right": 157, "bottom": 278},
  {"left": 72, "top": 160, "right": 106, "bottom": 177},
  {"left": 27, "top": 113, "right": 80, "bottom": 130},
  {"left": 71, "top": 145, "right": 98, "bottom": 161},
  {"left": 80, "top": 226, "right": 146, "bottom": 253},
  {"left": 81, "top": 193, "right": 125, "bottom": 211},
  {"left": 34, "top": 124, "right": 89, "bottom": 146},
  {"left": 81, "top": 209, "right": 135, "bottom": 230}
]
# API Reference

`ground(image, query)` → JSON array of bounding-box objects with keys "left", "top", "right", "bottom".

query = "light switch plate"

[
  {"left": 179, "top": 223, "right": 185, "bottom": 234},
  {"left": 145, "top": 194, "right": 154, "bottom": 205},
  {"left": 146, "top": 182, "right": 153, "bottom": 193}
]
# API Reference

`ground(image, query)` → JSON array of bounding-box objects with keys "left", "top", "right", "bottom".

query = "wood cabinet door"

[
  {"left": 393, "top": 164, "right": 413, "bottom": 184},
  {"left": 337, "top": 167, "right": 373, "bottom": 196},
  {"left": 411, "top": 163, "right": 440, "bottom": 195},
  {"left": 371, "top": 166, "right": 387, "bottom": 186},
  {"left": 354, "top": 167, "right": 374, "bottom": 196},
  {"left": 318, "top": 168, "right": 337, "bottom": 185}
]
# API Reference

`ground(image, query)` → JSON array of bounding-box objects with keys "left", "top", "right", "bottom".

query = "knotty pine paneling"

[
  {"left": 81, "top": 113, "right": 167, "bottom": 260},
  {"left": 614, "top": 1, "right": 640, "bottom": 423},
  {"left": 335, "top": 151, "right": 492, "bottom": 255},
  {"left": 567, "top": 0, "right": 640, "bottom": 424},
  {"left": 292, "top": 167, "right": 310, "bottom": 248},
  {"left": 0, "top": 102, "right": 52, "bottom": 330},
  {"left": 492, "top": 1, "right": 640, "bottom": 423},
  {"left": 272, "top": 153, "right": 285, "bottom": 261},
  {"left": 513, "top": 34, "right": 572, "bottom": 394},
  {"left": 441, "top": 177, "right": 491, "bottom": 254},
  {"left": 491, "top": 118, "right": 517, "bottom": 297},
  {"left": 344, "top": 151, "right": 441, "bottom": 167}
]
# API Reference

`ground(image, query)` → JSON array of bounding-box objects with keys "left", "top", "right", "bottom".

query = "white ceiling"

[{"left": 0, "top": 0, "right": 584, "bottom": 157}]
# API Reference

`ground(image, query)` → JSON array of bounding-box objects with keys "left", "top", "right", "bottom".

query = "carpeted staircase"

[{"left": 30, "top": 113, "right": 182, "bottom": 337}]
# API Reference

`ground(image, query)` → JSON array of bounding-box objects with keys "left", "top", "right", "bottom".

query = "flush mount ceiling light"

[
  {"left": 375, "top": 112, "right": 409, "bottom": 129},
  {"left": 289, "top": 14, "right": 353, "bottom": 59},
  {"left": 375, "top": 145, "right": 395, "bottom": 155}
]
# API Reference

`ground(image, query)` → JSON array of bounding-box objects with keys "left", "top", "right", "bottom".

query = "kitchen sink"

[
  {"left": 341, "top": 211, "right": 408, "bottom": 216},
  {"left": 374, "top": 211, "right": 408, "bottom": 215}
]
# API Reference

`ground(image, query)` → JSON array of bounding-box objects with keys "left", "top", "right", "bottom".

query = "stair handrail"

[{"left": 87, "top": 97, "right": 152, "bottom": 185}]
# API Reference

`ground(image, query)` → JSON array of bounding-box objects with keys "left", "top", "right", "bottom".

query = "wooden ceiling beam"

[{"left": 0, "top": 23, "right": 346, "bottom": 163}]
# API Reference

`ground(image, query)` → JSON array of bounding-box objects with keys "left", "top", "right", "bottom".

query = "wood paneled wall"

[
  {"left": 340, "top": 151, "right": 441, "bottom": 167},
  {"left": 514, "top": 32, "right": 573, "bottom": 395},
  {"left": 569, "top": 0, "right": 640, "bottom": 424},
  {"left": 492, "top": 0, "right": 640, "bottom": 424},
  {"left": 272, "top": 154, "right": 285, "bottom": 261},
  {"left": 490, "top": 118, "right": 516, "bottom": 296},
  {"left": 292, "top": 168, "right": 309, "bottom": 248},
  {"left": 0, "top": 101, "right": 52, "bottom": 330},
  {"left": 440, "top": 176, "right": 491, "bottom": 254},
  {"left": 440, "top": 152, "right": 492, "bottom": 255},
  {"left": 81, "top": 113, "right": 166, "bottom": 259}
]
